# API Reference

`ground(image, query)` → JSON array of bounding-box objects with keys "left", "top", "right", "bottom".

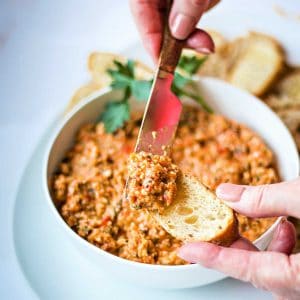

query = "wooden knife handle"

[{"left": 158, "top": 0, "right": 185, "bottom": 74}]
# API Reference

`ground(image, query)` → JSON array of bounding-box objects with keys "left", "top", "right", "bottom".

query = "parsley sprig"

[
  {"left": 178, "top": 55, "right": 207, "bottom": 76},
  {"left": 100, "top": 55, "right": 212, "bottom": 133},
  {"left": 99, "top": 87, "right": 130, "bottom": 133},
  {"left": 107, "top": 60, "right": 152, "bottom": 101}
]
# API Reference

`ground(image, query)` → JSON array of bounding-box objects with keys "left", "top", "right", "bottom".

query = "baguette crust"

[
  {"left": 153, "top": 174, "right": 239, "bottom": 246},
  {"left": 88, "top": 52, "right": 153, "bottom": 86},
  {"left": 208, "top": 212, "right": 239, "bottom": 247},
  {"left": 227, "top": 32, "right": 284, "bottom": 96}
]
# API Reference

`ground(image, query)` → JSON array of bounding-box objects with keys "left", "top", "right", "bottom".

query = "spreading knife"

[
  {"left": 134, "top": 1, "right": 185, "bottom": 156},
  {"left": 123, "top": 1, "right": 184, "bottom": 202}
]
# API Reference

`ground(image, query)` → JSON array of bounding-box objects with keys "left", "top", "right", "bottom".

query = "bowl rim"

[{"left": 43, "top": 78, "right": 300, "bottom": 271}]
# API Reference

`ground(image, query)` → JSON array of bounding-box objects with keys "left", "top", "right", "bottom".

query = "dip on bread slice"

[
  {"left": 127, "top": 152, "right": 239, "bottom": 246},
  {"left": 153, "top": 173, "right": 239, "bottom": 246}
]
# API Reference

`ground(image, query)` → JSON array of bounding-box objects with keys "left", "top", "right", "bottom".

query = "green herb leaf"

[
  {"left": 171, "top": 72, "right": 213, "bottom": 113},
  {"left": 112, "top": 60, "right": 134, "bottom": 77},
  {"left": 183, "top": 91, "right": 213, "bottom": 114},
  {"left": 100, "top": 57, "right": 212, "bottom": 133},
  {"left": 99, "top": 99, "right": 130, "bottom": 133},
  {"left": 173, "top": 72, "right": 190, "bottom": 89},
  {"left": 131, "top": 80, "right": 152, "bottom": 101},
  {"left": 178, "top": 55, "right": 207, "bottom": 75},
  {"left": 122, "top": 85, "right": 132, "bottom": 101},
  {"left": 107, "top": 60, "right": 136, "bottom": 90},
  {"left": 108, "top": 70, "right": 131, "bottom": 89},
  {"left": 171, "top": 72, "right": 192, "bottom": 97},
  {"left": 127, "top": 60, "right": 135, "bottom": 78}
]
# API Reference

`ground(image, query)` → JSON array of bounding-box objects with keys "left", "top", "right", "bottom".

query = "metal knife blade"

[
  {"left": 123, "top": 0, "right": 184, "bottom": 201},
  {"left": 135, "top": 69, "right": 182, "bottom": 155},
  {"left": 134, "top": 3, "right": 184, "bottom": 155}
]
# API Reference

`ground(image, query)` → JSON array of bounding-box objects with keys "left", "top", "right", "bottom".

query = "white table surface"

[{"left": 1, "top": 0, "right": 299, "bottom": 299}]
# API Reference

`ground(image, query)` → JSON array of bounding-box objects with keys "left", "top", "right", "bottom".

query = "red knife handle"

[{"left": 158, "top": 0, "right": 185, "bottom": 74}]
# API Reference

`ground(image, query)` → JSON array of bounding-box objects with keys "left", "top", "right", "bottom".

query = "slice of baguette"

[
  {"left": 265, "top": 95, "right": 298, "bottom": 111},
  {"left": 65, "top": 81, "right": 102, "bottom": 114},
  {"left": 277, "top": 70, "right": 300, "bottom": 103},
  {"left": 153, "top": 174, "right": 239, "bottom": 246},
  {"left": 88, "top": 52, "right": 153, "bottom": 86},
  {"left": 228, "top": 32, "right": 284, "bottom": 96},
  {"left": 206, "top": 29, "right": 228, "bottom": 51},
  {"left": 277, "top": 109, "right": 300, "bottom": 151}
]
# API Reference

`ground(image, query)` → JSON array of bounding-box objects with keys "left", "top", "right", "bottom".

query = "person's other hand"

[
  {"left": 178, "top": 178, "right": 300, "bottom": 300},
  {"left": 130, "top": 0, "right": 219, "bottom": 61}
]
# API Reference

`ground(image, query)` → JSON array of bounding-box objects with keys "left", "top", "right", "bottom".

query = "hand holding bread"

[{"left": 179, "top": 179, "right": 300, "bottom": 300}]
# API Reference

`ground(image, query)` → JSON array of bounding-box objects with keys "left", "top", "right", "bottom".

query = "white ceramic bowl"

[{"left": 43, "top": 77, "right": 299, "bottom": 289}]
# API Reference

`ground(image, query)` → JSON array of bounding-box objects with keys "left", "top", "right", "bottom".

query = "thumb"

[
  {"left": 178, "top": 242, "right": 299, "bottom": 294},
  {"left": 169, "top": 0, "right": 210, "bottom": 39},
  {"left": 216, "top": 178, "right": 300, "bottom": 219}
]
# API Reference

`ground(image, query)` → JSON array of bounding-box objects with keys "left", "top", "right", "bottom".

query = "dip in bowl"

[{"left": 44, "top": 77, "right": 299, "bottom": 288}]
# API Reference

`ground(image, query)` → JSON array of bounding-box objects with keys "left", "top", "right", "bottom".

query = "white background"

[{"left": 1, "top": 0, "right": 300, "bottom": 299}]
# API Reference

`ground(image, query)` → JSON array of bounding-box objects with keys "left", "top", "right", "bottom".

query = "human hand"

[
  {"left": 178, "top": 178, "right": 300, "bottom": 300},
  {"left": 129, "top": 0, "right": 219, "bottom": 62}
]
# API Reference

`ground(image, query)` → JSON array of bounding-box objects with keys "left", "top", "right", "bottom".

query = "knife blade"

[
  {"left": 123, "top": 1, "right": 184, "bottom": 202},
  {"left": 135, "top": 2, "right": 184, "bottom": 156}
]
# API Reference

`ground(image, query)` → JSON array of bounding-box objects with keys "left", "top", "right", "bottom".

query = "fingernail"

[
  {"left": 280, "top": 217, "right": 287, "bottom": 224},
  {"left": 276, "top": 218, "right": 288, "bottom": 237},
  {"left": 195, "top": 47, "right": 213, "bottom": 54},
  {"left": 271, "top": 218, "right": 287, "bottom": 244},
  {"left": 216, "top": 184, "right": 245, "bottom": 202},
  {"left": 170, "top": 13, "right": 196, "bottom": 39},
  {"left": 277, "top": 221, "right": 286, "bottom": 239}
]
